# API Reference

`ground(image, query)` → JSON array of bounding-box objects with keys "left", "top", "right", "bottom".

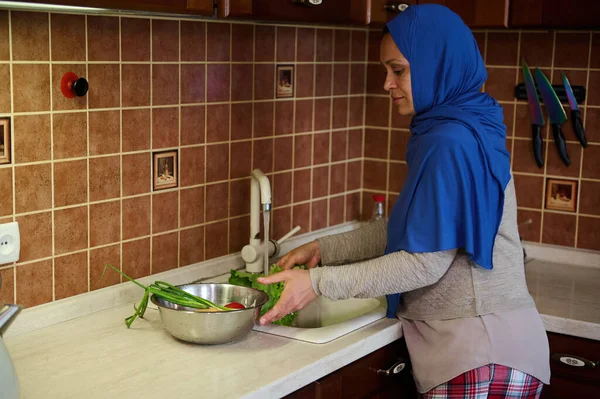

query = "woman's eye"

[{"left": 393, "top": 69, "right": 404, "bottom": 75}]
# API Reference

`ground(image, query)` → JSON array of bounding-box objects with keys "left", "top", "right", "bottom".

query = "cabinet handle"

[
  {"left": 291, "top": 0, "right": 323, "bottom": 6},
  {"left": 551, "top": 353, "right": 599, "bottom": 369},
  {"left": 384, "top": 3, "right": 410, "bottom": 13},
  {"left": 376, "top": 359, "right": 406, "bottom": 376}
]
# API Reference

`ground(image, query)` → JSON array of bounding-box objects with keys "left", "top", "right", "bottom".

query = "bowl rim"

[{"left": 149, "top": 282, "right": 270, "bottom": 314}]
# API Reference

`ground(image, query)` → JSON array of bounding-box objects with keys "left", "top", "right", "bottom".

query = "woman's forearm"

[{"left": 316, "top": 219, "right": 387, "bottom": 265}]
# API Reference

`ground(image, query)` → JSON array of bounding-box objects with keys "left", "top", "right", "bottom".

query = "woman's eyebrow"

[{"left": 383, "top": 59, "right": 406, "bottom": 65}]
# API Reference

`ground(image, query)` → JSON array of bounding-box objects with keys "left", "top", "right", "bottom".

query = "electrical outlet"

[{"left": 0, "top": 222, "right": 20, "bottom": 265}]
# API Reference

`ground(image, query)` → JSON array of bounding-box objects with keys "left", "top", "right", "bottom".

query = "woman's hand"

[
  {"left": 257, "top": 269, "right": 317, "bottom": 325},
  {"left": 276, "top": 241, "right": 321, "bottom": 270}
]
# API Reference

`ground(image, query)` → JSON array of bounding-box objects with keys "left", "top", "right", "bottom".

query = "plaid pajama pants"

[{"left": 422, "top": 364, "right": 544, "bottom": 399}]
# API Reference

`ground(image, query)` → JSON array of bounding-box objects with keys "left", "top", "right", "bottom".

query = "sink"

[
  {"left": 198, "top": 273, "right": 388, "bottom": 344},
  {"left": 253, "top": 296, "right": 387, "bottom": 344}
]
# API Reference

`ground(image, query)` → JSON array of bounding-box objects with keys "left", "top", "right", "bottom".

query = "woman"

[{"left": 258, "top": 4, "right": 550, "bottom": 398}]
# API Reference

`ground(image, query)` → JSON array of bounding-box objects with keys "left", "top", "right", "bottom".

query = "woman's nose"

[{"left": 383, "top": 75, "right": 397, "bottom": 91}]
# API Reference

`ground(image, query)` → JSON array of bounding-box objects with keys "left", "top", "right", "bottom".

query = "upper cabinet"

[
  {"left": 222, "top": 0, "right": 372, "bottom": 25},
  {"left": 12, "top": 0, "right": 215, "bottom": 16},
  {"left": 509, "top": 0, "right": 600, "bottom": 28}
]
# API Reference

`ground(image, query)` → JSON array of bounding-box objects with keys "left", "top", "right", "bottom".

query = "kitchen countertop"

[{"left": 4, "top": 228, "right": 600, "bottom": 399}]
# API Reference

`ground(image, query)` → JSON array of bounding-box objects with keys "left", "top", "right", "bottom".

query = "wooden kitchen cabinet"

[
  {"left": 285, "top": 339, "right": 418, "bottom": 399},
  {"left": 12, "top": 0, "right": 215, "bottom": 16},
  {"left": 509, "top": 0, "right": 600, "bottom": 28},
  {"left": 221, "top": 0, "right": 372, "bottom": 25},
  {"left": 540, "top": 332, "right": 600, "bottom": 399}
]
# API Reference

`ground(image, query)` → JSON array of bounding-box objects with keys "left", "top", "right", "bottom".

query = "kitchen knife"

[
  {"left": 561, "top": 72, "right": 587, "bottom": 148},
  {"left": 521, "top": 59, "right": 545, "bottom": 167},
  {"left": 534, "top": 68, "right": 570, "bottom": 167}
]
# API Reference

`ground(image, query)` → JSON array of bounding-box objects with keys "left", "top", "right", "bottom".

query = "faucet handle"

[{"left": 277, "top": 226, "right": 301, "bottom": 245}]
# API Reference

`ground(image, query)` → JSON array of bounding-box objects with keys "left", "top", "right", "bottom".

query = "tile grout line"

[
  {"left": 48, "top": 12, "right": 56, "bottom": 301},
  {"left": 227, "top": 22, "right": 232, "bottom": 253},
  {"left": 177, "top": 19, "right": 182, "bottom": 268},
  {"left": 85, "top": 14, "right": 91, "bottom": 292},
  {"left": 149, "top": 18, "right": 154, "bottom": 275},
  {"left": 118, "top": 16, "right": 123, "bottom": 283},
  {"left": 8, "top": 10, "right": 16, "bottom": 302}
]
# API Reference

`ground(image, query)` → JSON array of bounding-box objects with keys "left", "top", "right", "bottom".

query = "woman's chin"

[{"left": 396, "top": 105, "right": 416, "bottom": 117}]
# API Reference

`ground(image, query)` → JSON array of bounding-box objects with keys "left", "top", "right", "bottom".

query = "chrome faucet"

[{"left": 241, "top": 169, "right": 301, "bottom": 274}]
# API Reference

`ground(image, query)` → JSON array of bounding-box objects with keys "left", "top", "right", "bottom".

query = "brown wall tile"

[
  {"left": 315, "top": 64, "right": 332, "bottom": 97},
  {"left": 152, "top": 19, "right": 179, "bottom": 62},
  {"left": 122, "top": 238, "right": 150, "bottom": 279},
  {"left": 207, "top": 23, "right": 230, "bottom": 62},
  {"left": 293, "top": 169, "right": 311, "bottom": 203},
  {"left": 330, "top": 164, "right": 346, "bottom": 195},
  {"left": 346, "top": 192, "right": 361, "bottom": 221},
  {"left": 579, "top": 181, "right": 600, "bottom": 216},
  {"left": 207, "top": 63, "right": 231, "bottom": 103},
  {"left": 363, "top": 160, "right": 386, "bottom": 191},
  {"left": 230, "top": 141, "right": 252, "bottom": 179},
  {"left": 294, "top": 134, "right": 312, "bottom": 168},
  {"left": 311, "top": 199, "right": 327, "bottom": 231},
  {"left": 274, "top": 137, "right": 293, "bottom": 172},
  {"left": 0, "top": 64, "right": 10, "bottom": 113},
  {"left": 334, "top": 29, "right": 351, "bottom": 62},
  {"left": 0, "top": 267, "right": 14, "bottom": 304},
  {"left": 51, "top": 14, "right": 85, "bottom": 61},
  {"left": 90, "top": 245, "right": 120, "bottom": 290},
  {"left": 347, "top": 161, "right": 362, "bottom": 191},
  {"left": 206, "top": 143, "right": 229, "bottom": 182},
  {"left": 486, "top": 33, "right": 518, "bottom": 66},
  {"left": 313, "top": 133, "right": 330, "bottom": 165},
  {"left": 181, "top": 21, "right": 205, "bottom": 62},
  {"left": 53, "top": 112, "right": 87, "bottom": 159},
  {"left": 231, "top": 64, "right": 253, "bottom": 102},
  {"left": 54, "top": 206, "right": 88, "bottom": 255},
  {"left": 351, "top": 64, "right": 366, "bottom": 95},
  {"left": 296, "top": 99, "right": 314, "bottom": 133},
  {"left": 229, "top": 215, "right": 250, "bottom": 253},
  {"left": 122, "top": 64, "right": 150, "bottom": 107},
  {"left": 577, "top": 217, "right": 600, "bottom": 251},
  {"left": 15, "top": 164, "right": 51, "bottom": 213},
  {"left": 206, "top": 183, "right": 229, "bottom": 222},
  {"left": 254, "top": 64, "right": 274, "bottom": 100},
  {"left": 87, "top": 16, "right": 119, "bottom": 61},
  {"left": 0, "top": 11, "right": 9, "bottom": 61},
  {"left": 512, "top": 139, "right": 544, "bottom": 174},
  {"left": 333, "top": 64, "right": 349, "bottom": 96},
  {"left": 55, "top": 252, "right": 88, "bottom": 300},
  {"left": 13, "top": 114, "right": 51, "bottom": 163},
  {"left": 180, "top": 226, "right": 204, "bottom": 266},
  {"left": 519, "top": 32, "right": 553, "bottom": 67},
  {"left": 365, "top": 129, "right": 388, "bottom": 159},
  {"left": 252, "top": 138, "right": 273, "bottom": 174},
  {"left": 88, "top": 64, "right": 120, "bottom": 109},
  {"left": 17, "top": 212, "right": 52, "bottom": 262},
  {"left": 0, "top": 168, "right": 12, "bottom": 217},
  {"left": 89, "top": 156, "right": 120, "bottom": 201},
  {"left": 12, "top": 11, "right": 48, "bottom": 61},
  {"left": 583, "top": 108, "right": 600, "bottom": 144},
  {"left": 582, "top": 145, "right": 600, "bottom": 179},
  {"left": 152, "top": 232, "right": 178, "bottom": 273},
  {"left": 255, "top": 25, "right": 275, "bottom": 62},
  {"left": 152, "top": 107, "right": 179, "bottom": 149},
  {"left": 180, "top": 186, "right": 204, "bottom": 227},
  {"left": 485, "top": 68, "right": 517, "bottom": 101},
  {"left": 274, "top": 101, "right": 294, "bottom": 136},
  {"left": 90, "top": 200, "right": 120, "bottom": 247},
  {"left": 231, "top": 103, "right": 253, "bottom": 141},
  {"left": 349, "top": 97, "right": 365, "bottom": 128},
  {"left": 542, "top": 212, "right": 576, "bottom": 247},
  {"left": 123, "top": 195, "right": 150, "bottom": 240},
  {"left": 13, "top": 64, "right": 50, "bottom": 112},
  {"left": 329, "top": 196, "right": 345, "bottom": 226},
  {"left": 513, "top": 174, "right": 544, "bottom": 209},
  {"left": 122, "top": 152, "right": 151, "bottom": 195},
  {"left": 312, "top": 166, "right": 328, "bottom": 199},
  {"left": 54, "top": 160, "right": 87, "bottom": 207},
  {"left": 207, "top": 104, "right": 230, "bottom": 143},
  {"left": 254, "top": 102, "right": 274, "bottom": 137},
  {"left": 389, "top": 163, "right": 407, "bottom": 194},
  {"left": 229, "top": 178, "right": 250, "bottom": 217},
  {"left": 232, "top": 24, "right": 253, "bottom": 62},
  {"left": 297, "top": 28, "right": 315, "bottom": 62},
  {"left": 546, "top": 142, "right": 581, "bottom": 178},
  {"left": 277, "top": 26, "right": 296, "bottom": 62},
  {"left": 153, "top": 64, "right": 179, "bottom": 105},
  {"left": 365, "top": 96, "right": 389, "bottom": 127},
  {"left": 181, "top": 106, "right": 205, "bottom": 146},
  {"left": 348, "top": 129, "right": 363, "bottom": 159},
  {"left": 90, "top": 110, "right": 120, "bottom": 156},
  {"left": 296, "top": 64, "right": 314, "bottom": 98},
  {"left": 331, "top": 130, "right": 348, "bottom": 162},
  {"left": 16, "top": 260, "right": 52, "bottom": 308},
  {"left": 293, "top": 202, "right": 310, "bottom": 233},
  {"left": 121, "top": 18, "right": 150, "bottom": 61},
  {"left": 517, "top": 210, "right": 541, "bottom": 242},
  {"left": 273, "top": 172, "right": 292, "bottom": 208},
  {"left": 51, "top": 64, "right": 86, "bottom": 111},
  {"left": 205, "top": 221, "right": 227, "bottom": 260},
  {"left": 180, "top": 146, "right": 204, "bottom": 187},
  {"left": 351, "top": 30, "right": 367, "bottom": 62},
  {"left": 554, "top": 33, "right": 590, "bottom": 68},
  {"left": 316, "top": 29, "right": 333, "bottom": 62},
  {"left": 123, "top": 109, "right": 151, "bottom": 152},
  {"left": 181, "top": 64, "right": 206, "bottom": 104},
  {"left": 152, "top": 191, "right": 178, "bottom": 233}
]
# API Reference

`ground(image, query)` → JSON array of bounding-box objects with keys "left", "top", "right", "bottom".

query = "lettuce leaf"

[{"left": 228, "top": 264, "right": 305, "bottom": 326}]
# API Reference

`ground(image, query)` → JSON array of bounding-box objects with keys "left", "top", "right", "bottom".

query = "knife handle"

[
  {"left": 552, "top": 124, "right": 571, "bottom": 166},
  {"left": 532, "top": 125, "right": 544, "bottom": 168},
  {"left": 571, "top": 110, "right": 588, "bottom": 148}
]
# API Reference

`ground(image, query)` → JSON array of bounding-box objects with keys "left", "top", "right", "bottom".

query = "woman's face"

[{"left": 380, "top": 34, "right": 415, "bottom": 116}]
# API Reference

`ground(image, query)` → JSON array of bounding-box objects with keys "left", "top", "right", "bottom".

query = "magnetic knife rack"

[{"left": 514, "top": 84, "right": 586, "bottom": 104}]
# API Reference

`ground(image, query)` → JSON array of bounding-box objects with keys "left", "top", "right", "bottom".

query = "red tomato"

[{"left": 225, "top": 302, "right": 245, "bottom": 309}]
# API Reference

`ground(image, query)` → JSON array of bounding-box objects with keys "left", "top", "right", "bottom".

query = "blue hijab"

[{"left": 383, "top": 5, "right": 511, "bottom": 318}]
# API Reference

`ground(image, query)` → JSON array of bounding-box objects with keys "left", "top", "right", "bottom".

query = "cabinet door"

[
  {"left": 510, "top": 0, "right": 600, "bottom": 28},
  {"left": 370, "top": 0, "right": 417, "bottom": 26},
  {"left": 223, "top": 0, "right": 371, "bottom": 25},
  {"left": 285, "top": 339, "right": 417, "bottom": 399},
  {"left": 417, "top": 0, "right": 509, "bottom": 27},
  {"left": 541, "top": 332, "right": 600, "bottom": 399}
]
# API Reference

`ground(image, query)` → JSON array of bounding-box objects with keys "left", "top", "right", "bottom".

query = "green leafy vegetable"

[
  {"left": 228, "top": 264, "right": 306, "bottom": 326},
  {"left": 100, "top": 264, "right": 233, "bottom": 328}
]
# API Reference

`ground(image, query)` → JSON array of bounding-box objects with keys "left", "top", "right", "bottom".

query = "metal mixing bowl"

[{"left": 150, "top": 283, "right": 269, "bottom": 345}]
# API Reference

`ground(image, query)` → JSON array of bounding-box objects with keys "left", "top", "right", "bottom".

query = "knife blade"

[
  {"left": 561, "top": 72, "right": 587, "bottom": 148},
  {"left": 534, "top": 68, "right": 570, "bottom": 166},
  {"left": 521, "top": 59, "right": 544, "bottom": 167}
]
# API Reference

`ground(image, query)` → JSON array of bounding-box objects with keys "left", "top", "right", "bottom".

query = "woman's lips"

[{"left": 392, "top": 96, "right": 405, "bottom": 105}]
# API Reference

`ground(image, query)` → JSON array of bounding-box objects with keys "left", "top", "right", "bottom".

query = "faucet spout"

[{"left": 243, "top": 169, "right": 272, "bottom": 273}]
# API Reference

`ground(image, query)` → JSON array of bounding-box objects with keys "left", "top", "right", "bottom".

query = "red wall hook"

[{"left": 60, "top": 72, "right": 89, "bottom": 99}]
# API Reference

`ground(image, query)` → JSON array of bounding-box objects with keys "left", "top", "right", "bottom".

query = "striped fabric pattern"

[{"left": 422, "top": 364, "right": 544, "bottom": 399}]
